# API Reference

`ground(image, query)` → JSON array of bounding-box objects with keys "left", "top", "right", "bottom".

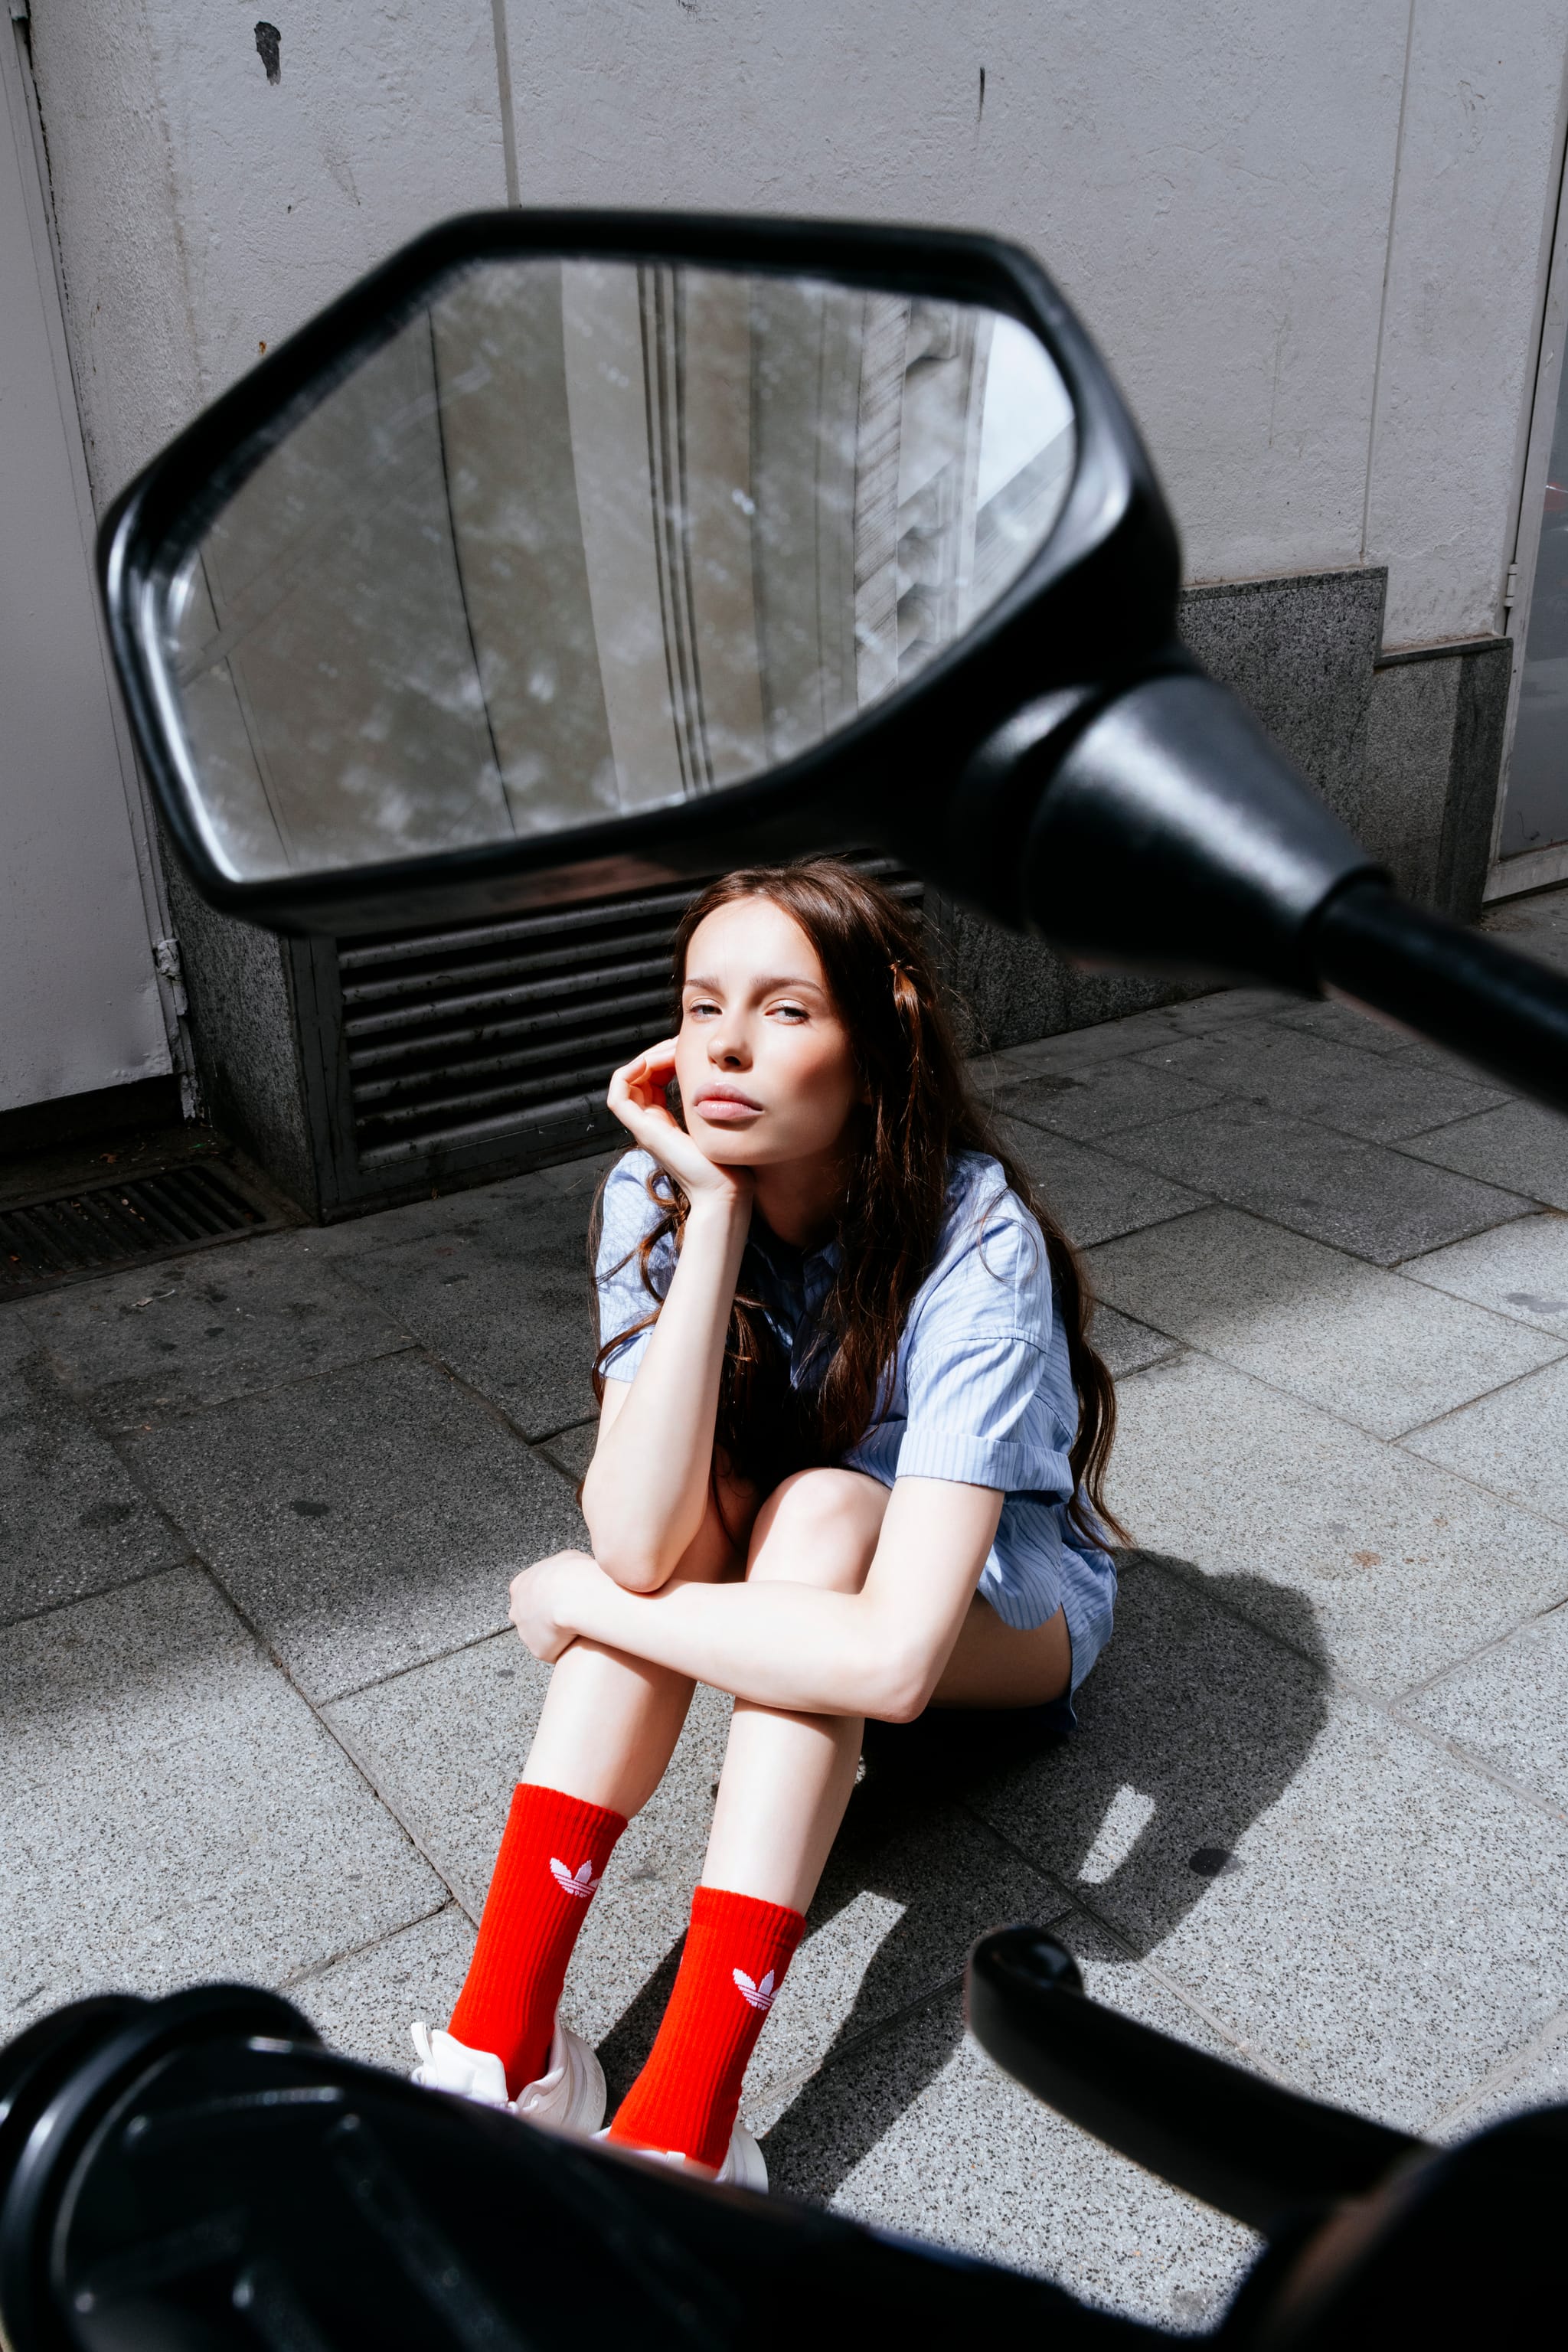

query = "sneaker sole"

[
  {"left": 722, "top": 2118, "right": 767, "bottom": 2193},
  {"left": 559, "top": 2030, "right": 607, "bottom": 2135}
]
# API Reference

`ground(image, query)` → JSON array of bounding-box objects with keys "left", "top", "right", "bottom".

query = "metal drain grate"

[{"left": 0, "top": 1162, "right": 276, "bottom": 1302}]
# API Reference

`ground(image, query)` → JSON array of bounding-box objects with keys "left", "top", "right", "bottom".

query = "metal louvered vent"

[
  {"left": 338, "top": 858, "right": 922, "bottom": 1170},
  {"left": 0, "top": 1164, "right": 276, "bottom": 1300}
]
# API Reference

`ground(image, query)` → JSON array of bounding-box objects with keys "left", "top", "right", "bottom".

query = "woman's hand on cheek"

[
  {"left": 508, "top": 1553, "right": 581, "bottom": 1665},
  {"left": 607, "top": 1040, "right": 751, "bottom": 1208}
]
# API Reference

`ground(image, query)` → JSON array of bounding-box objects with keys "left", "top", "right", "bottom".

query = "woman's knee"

[
  {"left": 509, "top": 1547, "right": 594, "bottom": 1610},
  {"left": 746, "top": 1468, "right": 887, "bottom": 1592}
]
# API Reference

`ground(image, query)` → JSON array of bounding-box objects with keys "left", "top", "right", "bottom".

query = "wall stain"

[
  {"left": 978, "top": 65, "right": 986, "bottom": 122},
  {"left": 254, "top": 23, "right": 281, "bottom": 86}
]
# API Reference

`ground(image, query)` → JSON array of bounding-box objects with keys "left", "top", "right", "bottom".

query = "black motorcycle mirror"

[{"left": 100, "top": 211, "right": 1568, "bottom": 1109}]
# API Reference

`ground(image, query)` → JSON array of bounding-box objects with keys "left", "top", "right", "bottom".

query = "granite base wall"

[{"left": 163, "top": 845, "right": 323, "bottom": 1218}]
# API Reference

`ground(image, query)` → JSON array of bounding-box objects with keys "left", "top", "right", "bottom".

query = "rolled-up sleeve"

[
  {"left": 595, "top": 1152, "right": 666, "bottom": 1381},
  {"left": 897, "top": 1331, "right": 1063, "bottom": 1490},
  {"left": 893, "top": 1207, "right": 1073, "bottom": 1498}
]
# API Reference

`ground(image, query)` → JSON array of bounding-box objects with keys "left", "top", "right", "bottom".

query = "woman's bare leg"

[
  {"left": 702, "top": 1478, "right": 1073, "bottom": 1911},
  {"left": 521, "top": 1472, "right": 754, "bottom": 1819},
  {"left": 701, "top": 1468, "right": 890, "bottom": 1913},
  {"left": 928, "top": 1594, "right": 1072, "bottom": 1708}
]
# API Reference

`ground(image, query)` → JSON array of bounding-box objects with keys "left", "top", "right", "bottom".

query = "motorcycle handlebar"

[{"left": 964, "top": 1928, "right": 1424, "bottom": 2234}]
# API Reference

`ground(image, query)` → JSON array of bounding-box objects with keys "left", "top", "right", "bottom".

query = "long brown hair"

[{"left": 591, "top": 858, "right": 1125, "bottom": 1544}]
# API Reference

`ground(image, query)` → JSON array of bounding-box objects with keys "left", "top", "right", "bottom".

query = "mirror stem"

[
  {"left": 1003, "top": 666, "right": 1568, "bottom": 1112},
  {"left": 1014, "top": 667, "right": 1382, "bottom": 991},
  {"left": 1310, "top": 880, "right": 1568, "bottom": 1114}
]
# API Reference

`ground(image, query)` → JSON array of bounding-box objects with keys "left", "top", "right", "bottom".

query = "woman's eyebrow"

[{"left": 684, "top": 972, "right": 827, "bottom": 996}]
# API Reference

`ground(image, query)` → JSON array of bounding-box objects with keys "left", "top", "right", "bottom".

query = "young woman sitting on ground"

[{"left": 411, "top": 858, "right": 1122, "bottom": 2187}]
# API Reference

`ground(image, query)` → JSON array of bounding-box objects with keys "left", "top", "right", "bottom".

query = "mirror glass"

[{"left": 158, "top": 260, "right": 1076, "bottom": 880}]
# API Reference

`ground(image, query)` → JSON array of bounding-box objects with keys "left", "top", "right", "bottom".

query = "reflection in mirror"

[{"left": 161, "top": 262, "right": 1076, "bottom": 880}]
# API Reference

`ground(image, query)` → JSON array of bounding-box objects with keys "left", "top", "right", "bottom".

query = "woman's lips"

[{"left": 693, "top": 1089, "right": 762, "bottom": 1122}]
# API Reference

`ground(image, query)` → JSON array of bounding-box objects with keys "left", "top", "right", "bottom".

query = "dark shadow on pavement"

[{"left": 759, "top": 1553, "right": 1330, "bottom": 2200}]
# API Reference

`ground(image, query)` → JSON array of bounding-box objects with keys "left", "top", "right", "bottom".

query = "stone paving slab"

[
  {"left": 289, "top": 1904, "right": 475, "bottom": 2074},
  {"left": 338, "top": 1156, "right": 607, "bottom": 1440},
  {"left": 971, "top": 1557, "right": 1329, "bottom": 1952},
  {"left": 538, "top": 1419, "right": 597, "bottom": 1481},
  {"left": 763, "top": 1914, "right": 1259, "bottom": 2332},
  {"left": 1106, "top": 1354, "right": 1568, "bottom": 1692},
  {"left": 1089, "top": 1205, "right": 1563, "bottom": 1438},
  {"left": 1480, "top": 886, "right": 1568, "bottom": 975},
  {"left": 122, "top": 1351, "right": 584, "bottom": 1701},
  {"left": 748, "top": 1799, "right": 1069, "bottom": 2115},
  {"left": 982, "top": 1009, "right": 1208, "bottom": 1081},
  {"left": 1401, "top": 1607, "right": 1568, "bottom": 1816},
  {"left": 1401, "top": 1099, "right": 1568, "bottom": 1209},
  {"left": 0, "top": 1313, "right": 187, "bottom": 1626},
  {"left": 1099, "top": 1098, "right": 1530, "bottom": 1263},
  {"left": 0, "top": 1565, "right": 443, "bottom": 2043},
  {"left": 1144, "top": 1700, "right": 1568, "bottom": 2132},
  {"left": 1270, "top": 998, "right": 1420, "bottom": 1056},
  {"left": 1436, "top": 2017, "right": 1568, "bottom": 2138},
  {"left": 1163, "top": 988, "right": 1299, "bottom": 1031},
  {"left": 994, "top": 1059, "right": 1223, "bottom": 1143},
  {"left": 992, "top": 1116, "right": 1205, "bottom": 1247},
  {"left": 1133, "top": 1018, "right": 1508, "bottom": 1143},
  {"left": 294, "top": 1154, "right": 613, "bottom": 1259},
  {"left": 18, "top": 1234, "right": 416, "bottom": 1429},
  {"left": 1398, "top": 1212, "right": 1568, "bottom": 1335},
  {"left": 1403, "top": 1355, "right": 1568, "bottom": 1530},
  {"left": 975, "top": 988, "right": 1286, "bottom": 1087},
  {"left": 971, "top": 1563, "right": 1568, "bottom": 2133},
  {"left": 1089, "top": 1305, "right": 1183, "bottom": 1380}
]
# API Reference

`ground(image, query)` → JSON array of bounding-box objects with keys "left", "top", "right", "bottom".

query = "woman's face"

[{"left": 674, "top": 898, "right": 864, "bottom": 1167}]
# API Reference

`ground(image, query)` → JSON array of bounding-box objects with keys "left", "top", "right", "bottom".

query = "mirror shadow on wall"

[{"left": 162, "top": 260, "right": 1076, "bottom": 882}]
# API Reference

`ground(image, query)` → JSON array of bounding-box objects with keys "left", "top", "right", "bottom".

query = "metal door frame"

[{"left": 1488, "top": 87, "right": 1568, "bottom": 901}]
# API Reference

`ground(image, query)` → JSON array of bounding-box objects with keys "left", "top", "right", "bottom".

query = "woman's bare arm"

[
  {"left": 514, "top": 1478, "right": 1004, "bottom": 1720},
  {"left": 580, "top": 1040, "right": 753, "bottom": 1591},
  {"left": 580, "top": 1196, "right": 750, "bottom": 1589}
]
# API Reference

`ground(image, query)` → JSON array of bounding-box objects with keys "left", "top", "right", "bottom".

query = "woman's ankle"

[
  {"left": 606, "top": 1885, "right": 804, "bottom": 2171},
  {"left": 448, "top": 1782, "right": 626, "bottom": 2096}
]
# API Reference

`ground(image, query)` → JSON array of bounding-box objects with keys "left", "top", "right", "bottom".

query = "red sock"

[
  {"left": 607, "top": 1884, "right": 805, "bottom": 2171},
  {"left": 447, "top": 1782, "right": 626, "bottom": 2097}
]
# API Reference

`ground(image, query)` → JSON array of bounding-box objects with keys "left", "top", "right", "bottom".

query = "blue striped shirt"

[{"left": 595, "top": 1148, "right": 1116, "bottom": 1692}]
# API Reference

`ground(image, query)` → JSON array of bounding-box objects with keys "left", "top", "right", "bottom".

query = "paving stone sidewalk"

[{"left": 5, "top": 887, "right": 1567, "bottom": 2331}]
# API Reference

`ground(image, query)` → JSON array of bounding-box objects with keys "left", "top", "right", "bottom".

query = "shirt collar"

[{"left": 748, "top": 1214, "right": 841, "bottom": 1282}]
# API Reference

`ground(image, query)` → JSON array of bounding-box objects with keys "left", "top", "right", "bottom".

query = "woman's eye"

[
  {"left": 769, "top": 1002, "right": 808, "bottom": 1022},
  {"left": 685, "top": 999, "right": 720, "bottom": 1019}
]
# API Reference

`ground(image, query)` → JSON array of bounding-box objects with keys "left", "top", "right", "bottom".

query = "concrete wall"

[
  {"left": 29, "top": 4, "right": 1567, "bottom": 643},
  {"left": 17, "top": 2, "right": 1568, "bottom": 1178}
]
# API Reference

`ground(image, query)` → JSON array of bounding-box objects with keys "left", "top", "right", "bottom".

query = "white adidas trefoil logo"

[
  {"left": 548, "top": 1857, "right": 598, "bottom": 1900},
  {"left": 733, "top": 1968, "right": 776, "bottom": 2011}
]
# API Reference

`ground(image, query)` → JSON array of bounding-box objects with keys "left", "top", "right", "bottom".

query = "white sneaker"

[
  {"left": 594, "top": 2116, "right": 768, "bottom": 2191},
  {"left": 511, "top": 2017, "right": 606, "bottom": 2135},
  {"left": 409, "top": 2019, "right": 606, "bottom": 2136},
  {"left": 713, "top": 2117, "right": 767, "bottom": 2190},
  {"left": 410, "top": 2022, "right": 509, "bottom": 2106}
]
